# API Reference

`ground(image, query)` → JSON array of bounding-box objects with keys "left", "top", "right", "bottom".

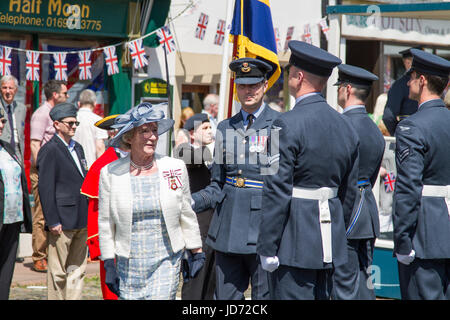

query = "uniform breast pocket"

[{"left": 247, "top": 195, "right": 262, "bottom": 245}]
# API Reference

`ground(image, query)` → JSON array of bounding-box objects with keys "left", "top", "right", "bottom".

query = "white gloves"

[
  {"left": 396, "top": 250, "right": 416, "bottom": 265},
  {"left": 260, "top": 255, "right": 280, "bottom": 272}
]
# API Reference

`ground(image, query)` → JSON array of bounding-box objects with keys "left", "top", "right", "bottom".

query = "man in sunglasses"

[
  {"left": 37, "top": 102, "right": 89, "bottom": 300},
  {"left": 30, "top": 80, "right": 68, "bottom": 273}
]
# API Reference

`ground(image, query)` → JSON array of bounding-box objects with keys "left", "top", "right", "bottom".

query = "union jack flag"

[
  {"left": 53, "top": 53, "right": 68, "bottom": 81},
  {"left": 128, "top": 39, "right": 148, "bottom": 69},
  {"left": 274, "top": 28, "right": 282, "bottom": 52},
  {"left": 195, "top": 12, "right": 209, "bottom": 40},
  {"left": 103, "top": 46, "right": 119, "bottom": 76},
  {"left": 25, "top": 51, "right": 40, "bottom": 81},
  {"left": 0, "top": 46, "right": 12, "bottom": 76},
  {"left": 284, "top": 26, "right": 294, "bottom": 52},
  {"left": 319, "top": 18, "right": 330, "bottom": 41},
  {"left": 384, "top": 172, "right": 396, "bottom": 193},
  {"left": 78, "top": 51, "right": 92, "bottom": 80},
  {"left": 214, "top": 19, "right": 226, "bottom": 46},
  {"left": 303, "top": 23, "right": 312, "bottom": 44},
  {"left": 157, "top": 26, "right": 176, "bottom": 54}
]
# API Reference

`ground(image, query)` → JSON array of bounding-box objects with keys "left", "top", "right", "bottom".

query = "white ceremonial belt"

[
  {"left": 422, "top": 184, "right": 450, "bottom": 217},
  {"left": 292, "top": 187, "right": 338, "bottom": 263}
]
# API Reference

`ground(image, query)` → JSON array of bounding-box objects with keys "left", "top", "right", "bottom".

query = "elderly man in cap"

[
  {"left": 382, "top": 47, "right": 422, "bottom": 136},
  {"left": 256, "top": 41, "right": 360, "bottom": 300},
  {"left": 332, "top": 64, "right": 385, "bottom": 300},
  {"left": 191, "top": 57, "right": 280, "bottom": 300},
  {"left": 37, "top": 102, "right": 89, "bottom": 300},
  {"left": 392, "top": 49, "right": 450, "bottom": 300},
  {"left": 174, "top": 113, "right": 216, "bottom": 299}
]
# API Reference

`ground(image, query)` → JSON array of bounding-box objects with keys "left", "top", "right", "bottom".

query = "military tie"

[
  {"left": 246, "top": 113, "right": 254, "bottom": 131},
  {"left": 6, "top": 105, "right": 15, "bottom": 151}
]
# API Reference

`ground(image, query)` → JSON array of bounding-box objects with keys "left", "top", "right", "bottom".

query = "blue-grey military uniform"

[
  {"left": 192, "top": 58, "right": 280, "bottom": 300},
  {"left": 256, "top": 41, "right": 360, "bottom": 300},
  {"left": 393, "top": 49, "right": 450, "bottom": 300},
  {"left": 331, "top": 64, "right": 386, "bottom": 300},
  {"left": 382, "top": 48, "right": 419, "bottom": 136}
]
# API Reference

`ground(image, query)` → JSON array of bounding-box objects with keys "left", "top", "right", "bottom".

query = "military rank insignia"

[
  {"left": 163, "top": 169, "right": 183, "bottom": 190},
  {"left": 249, "top": 136, "right": 268, "bottom": 153}
]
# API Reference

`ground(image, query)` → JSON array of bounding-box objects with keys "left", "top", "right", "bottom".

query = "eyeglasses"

[
  {"left": 0, "top": 119, "right": 7, "bottom": 124},
  {"left": 61, "top": 121, "right": 79, "bottom": 127}
]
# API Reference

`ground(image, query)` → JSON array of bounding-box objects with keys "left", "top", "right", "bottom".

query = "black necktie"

[
  {"left": 246, "top": 114, "right": 254, "bottom": 131},
  {"left": 6, "top": 105, "right": 15, "bottom": 151}
]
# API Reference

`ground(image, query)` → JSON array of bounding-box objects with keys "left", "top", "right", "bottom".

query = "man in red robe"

[{"left": 80, "top": 114, "right": 129, "bottom": 300}]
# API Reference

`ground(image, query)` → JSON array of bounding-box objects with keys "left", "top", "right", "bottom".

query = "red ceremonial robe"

[{"left": 81, "top": 147, "right": 119, "bottom": 300}]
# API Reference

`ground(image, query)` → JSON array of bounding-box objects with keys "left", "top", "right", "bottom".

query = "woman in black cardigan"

[{"left": 0, "top": 108, "right": 32, "bottom": 300}]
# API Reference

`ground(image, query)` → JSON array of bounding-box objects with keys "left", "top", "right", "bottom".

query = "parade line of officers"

[{"left": 1, "top": 40, "right": 449, "bottom": 301}]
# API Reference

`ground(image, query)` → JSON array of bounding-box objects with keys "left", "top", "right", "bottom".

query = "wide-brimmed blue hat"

[{"left": 109, "top": 102, "right": 174, "bottom": 146}]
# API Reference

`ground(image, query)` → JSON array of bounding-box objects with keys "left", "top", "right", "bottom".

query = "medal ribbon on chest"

[{"left": 163, "top": 169, "right": 183, "bottom": 190}]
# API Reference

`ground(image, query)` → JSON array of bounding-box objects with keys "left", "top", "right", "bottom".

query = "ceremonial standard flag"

[
  {"left": 53, "top": 53, "right": 68, "bottom": 81},
  {"left": 230, "top": 0, "right": 281, "bottom": 90},
  {"left": 0, "top": 47, "right": 12, "bottom": 76},
  {"left": 103, "top": 46, "right": 119, "bottom": 76},
  {"left": 214, "top": 19, "right": 226, "bottom": 46},
  {"left": 25, "top": 51, "right": 40, "bottom": 81},
  {"left": 128, "top": 39, "right": 148, "bottom": 69},
  {"left": 78, "top": 51, "right": 92, "bottom": 80},
  {"left": 195, "top": 12, "right": 209, "bottom": 40},
  {"left": 157, "top": 26, "right": 176, "bottom": 54}
]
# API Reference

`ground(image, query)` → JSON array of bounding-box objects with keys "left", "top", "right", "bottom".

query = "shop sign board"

[
  {"left": 342, "top": 14, "right": 450, "bottom": 45},
  {"left": 0, "top": 0, "right": 130, "bottom": 38}
]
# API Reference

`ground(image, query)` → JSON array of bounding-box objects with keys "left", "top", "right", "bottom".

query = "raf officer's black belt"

[{"left": 226, "top": 176, "right": 263, "bottom": 189}]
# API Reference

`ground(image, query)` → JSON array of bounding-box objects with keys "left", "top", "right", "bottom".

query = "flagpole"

[
  {"left": 217, "top": 0, "right": 234, "bottom": 123},
  {"left": 162, "top": 44, "right": 174, "bottom": 155},
  {"left": 227, "top": 36, "right": 237, "bottom": 119}
]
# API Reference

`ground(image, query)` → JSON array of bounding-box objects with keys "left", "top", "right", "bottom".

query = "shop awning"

[{"left": 327, "top": 2, "right": 450, "bottom": 20}]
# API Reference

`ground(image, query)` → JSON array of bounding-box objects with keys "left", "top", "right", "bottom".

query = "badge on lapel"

[
  {"left": 81, "top": 159, "right": 88, "bottom": 171},
  {"left": 163, "top": 169, "right": 183, "bottom": 191}
]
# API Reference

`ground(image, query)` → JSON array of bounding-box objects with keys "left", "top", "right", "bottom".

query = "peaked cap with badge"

[
  {"left": 229, "top": 57, "right": 273, "bottom": 84},
  {"left": 408, "top": 48, "right": 450, "bottom": 78}
]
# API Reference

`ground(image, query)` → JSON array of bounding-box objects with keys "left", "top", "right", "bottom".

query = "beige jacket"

[{"left": 98, "top": 153, "right": 202, "bottom": 260}]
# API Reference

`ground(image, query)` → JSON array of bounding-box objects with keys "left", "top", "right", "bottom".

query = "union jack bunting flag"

[
  {"left": 384, "top": 172, "right": 396, "bottom": 193},
  {"left": 319, "top": 18, "right": 330, "bottom": 41},
  {"left": 78, "top": 51, "right": 92, "bottom": 80},
  {"left": 0, "top": 47, "right": 12, "bottom": 76},
  {"left": 103, "top": 46, "right": 119, "bottom": 75},
  {"left": 303, "top": 23, "right": 312, "bottom": 44},
  {"left": 26, "top": 51, "right": 40, "bottom": 81},
  {"left": 195, "top": 12, "right": 209, "bottom": 40},
  {"left": 284, "top": 26, "right": 294, "bottom": 51},
  {"left": 53, "top": 53, "right": 68, "bottom": 81},
  {"left": 157, "top": 26, "right": 176, "bottom": 54},
  {"left": 214, "top": 19, "right": 226, "bottom": 46},
  {"left": 274, "top": 27, "right": 282, "bottom": 52},
  {"left": 128, "top": 39, "right": 148, "bottom": 69}
]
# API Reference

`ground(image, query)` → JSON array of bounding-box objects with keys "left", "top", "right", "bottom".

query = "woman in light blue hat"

[{"left": 98, "top": 102, "right": 204, "bottom": 300}]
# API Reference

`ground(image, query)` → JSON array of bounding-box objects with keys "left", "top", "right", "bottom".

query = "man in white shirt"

[{"left": 73, "top": 89, "right": 107, "bottom": 168}]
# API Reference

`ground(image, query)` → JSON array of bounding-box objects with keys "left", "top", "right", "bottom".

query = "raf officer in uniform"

[
  {"left": 382, "top": 48, "right": 420, "bottom": 136},
  {"left": 191, "top": 57, "right": 280, "bottom": 300},
  {"left": 393, "top": 49, "right": 450, "bottom": 300},
  {"left": 256, "top": 41, "right": 360, "bottom": 300},
  {"left": 332, "top": 64, "right": 385, "bottom": 300}
]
